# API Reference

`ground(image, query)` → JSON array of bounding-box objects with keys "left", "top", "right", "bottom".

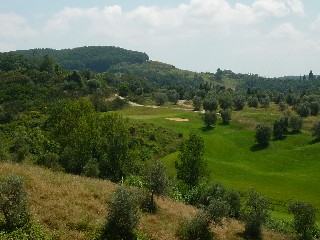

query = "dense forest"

[{"left": 0, "top": 46, "right": 319, "bottom": 240}]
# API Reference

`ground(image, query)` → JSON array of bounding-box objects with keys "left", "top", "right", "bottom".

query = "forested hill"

[{"left": 15, "top": 46, "right": 149, "bottom": 72}]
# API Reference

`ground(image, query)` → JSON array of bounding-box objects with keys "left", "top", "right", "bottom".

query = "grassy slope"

[
  {"left": 119, "top": 105, "right": 320, "bottom": 221},
  {"left": 0, "top": 162, "right": 292, "bottom": 240}
]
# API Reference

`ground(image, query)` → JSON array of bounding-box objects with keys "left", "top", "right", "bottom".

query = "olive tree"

[
  {"left": 255, "top": 124, "right": 271, "bottom": 147},
  {"left": 144, "top": 160, "right": 169, "bottom": 212},
  {"left": 101, "top": 187, "right": 139, "bottom": 240},
  {"left": 0, "top": 175, "right": 30, "bottom": 231},
  {"left": 175, "top": 133, "right": 205, "bottom": 188},
  {"left": 288, "top": 201, "right": 316, "bottom": 240},
  {"left": 243, "top": 189, "right": 270, "bottom": 239},
  {"left": 311, "top": 121, "right": 320, "bottom": 139}
]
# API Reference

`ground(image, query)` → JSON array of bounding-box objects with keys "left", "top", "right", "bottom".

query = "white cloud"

[
  {"left": 267, "top": 22, "right": 303, "bottom": 39},
  {"left": 0, "top": 13, "right": 37, "bottom": 39},
  {"left": 252, "top": 0, "right": 305, "bottom": 17},
  {"left": 310, "top": 15, "right": 320, "bottom": 31}
]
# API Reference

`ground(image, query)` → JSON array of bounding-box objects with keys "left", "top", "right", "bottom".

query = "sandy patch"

[{"left": 166, "top": 118, "right": 189, "bottom": 122}]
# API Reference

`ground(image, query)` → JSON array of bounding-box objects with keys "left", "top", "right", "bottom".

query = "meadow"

[{"left": 119, "top": 104, "right": 320, "bottom": 221}]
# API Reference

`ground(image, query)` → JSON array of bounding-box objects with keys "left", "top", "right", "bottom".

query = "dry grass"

[{"left": 0, "top": 162, "right": 294, "bottom": 240}]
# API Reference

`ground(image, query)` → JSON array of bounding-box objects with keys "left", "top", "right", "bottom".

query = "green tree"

[
  {"left": 192, "top": 96, "right": 202, "bottom": 111},
  {"left": 296, "top": 102, "right": 310, "bottom": 118},
  {"left": 101, "top": 187, "right": 139, "bottom": 240},
  {"left": 243, "top": 189, "right": 270, "bottom": 239},
  {"left": 0, "top": 175, "right": 30, "bottom": 231},
  {"left": 220, "top": 108, "right": 232, "bottom": 125},
  {"left": 203, "top": 97, "right": 218, "bottom": 111},
  {"left": 255, "top": 124, "right": 271, "bottom": 147},
  {"left": 98, "top": 114, "right": 131, "bottom": 182},
  {"left": 175, "top": 133, "right": 205, "bottom": 188},
  {"left": 248, "top": 97, "right": 259, "bottom": 108},
  {"left": 233, "top": 95, "right": 246, "bottom": 110},
  {"left": 311, "top": 121, "right": 320, "bottom": 139},
  {"left": 309, "top": 101, "right": 319, "bottom": 116},
  {"left": 203, "top": 111, "right": 217, "bottom": 128},
  {"left": 154, "top": 92, "right": 167, "bottom": 106},
  {"left": 289, "top": 115, "right": 303, "bottom": 133},
  {"left": 288, "top": 201, "right": 316, "bottom": 240},
  {"left": 144, "top": 160, "right": 169, "bottom": 212},
  {"left": 176, "top": 210, "right": 213, "bottom": 240},
  {"left": 273, "top": 120, "right": 284, "bottom": 140},
  {"left": 219, "top": 95, "right": 233, "bottom": 110}
]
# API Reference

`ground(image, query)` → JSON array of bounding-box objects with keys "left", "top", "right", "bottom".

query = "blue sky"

[{"left": 1, "top": 0, "right": 320, "bottom": 77}]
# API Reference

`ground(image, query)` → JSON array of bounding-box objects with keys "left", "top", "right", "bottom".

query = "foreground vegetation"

[{"left": 0, "top": 46, "right": 320, "bottom": 239}]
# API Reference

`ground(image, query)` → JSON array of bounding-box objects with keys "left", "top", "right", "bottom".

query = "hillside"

[
  {"left": 15, "top": 46, "right": 149, "bottom": 72},
  {"left": 0, "top": 162, "right": 292, "bottom": 240}
]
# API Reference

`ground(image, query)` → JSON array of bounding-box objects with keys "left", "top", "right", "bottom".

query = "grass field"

[{"left": 119, "top": 105, "right": 320, "bottom": 221}]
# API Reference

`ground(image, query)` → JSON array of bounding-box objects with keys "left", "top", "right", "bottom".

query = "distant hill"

[{"left": 15, "top": 46, "right": 149, "bottom": 72}]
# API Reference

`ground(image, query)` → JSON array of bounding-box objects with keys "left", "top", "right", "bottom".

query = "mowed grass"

[{"left": 119, "top": 105, "right": 320, "bottom": 220}]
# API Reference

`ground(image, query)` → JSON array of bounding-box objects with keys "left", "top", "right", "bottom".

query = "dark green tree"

[
  {"left": 203, "top": 97, "right": 218, "bottom": 111},
  {"left": 289, "top": 115, "right": 303, "bottom": 133},
  {"left": 255, "top": 124, "right": 271, "bottom": 147},
  {"left": 248, "top": 97, "right": 259, "bottom": 108},
  {"left": 288, "top": 201, "right": 316, "bottom": 240},
  {"left": 0, "top": 175, "right": 30, "bottom": 231},
  {"left": 220, "top": 109, "right": 232, "bottom": 124},
  {"left": 192, "top": 96, "right": 202, "bottom": 111},
  {"left": 154, "top": 92, "right": 167, "bottom": 106},
  {"left": 273, "top": 120, "right": 284, "bottom": 140},
  {"left": 243, "top": 189, "right": 270, "bottom": 239},
  {"left": 219, "top": 95, "right": 233, "bottom": 110},
  {"left": 296, "top": 102, "right": 310, "bottom": 118},
  {"left": 311, "top": 121, "right": 320, "bottom": 139},
  {"left": 175, "top": 133, "right": 205, "bottom": 188},
  {"left": 203, "top": 111, "right": 217, "bottom": 128},
  {"left": 176, "top": 210, "right": 213, "bottom": 240},
  {"left": 144, "top": 160, "right": 169, "bottom": 212},
  {"left": 309, "top": 101, "right": 319, "bottom": 116},
  {"left": 233, "top": 96, "right": 246, "bottom": 110},
  {"left": 101, "top": 187, "right": 139, "bottom": 240}
]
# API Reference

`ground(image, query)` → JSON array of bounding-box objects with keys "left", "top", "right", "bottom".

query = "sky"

[{"left": 0, "top": 0, "right": 320, "bottom": 77}]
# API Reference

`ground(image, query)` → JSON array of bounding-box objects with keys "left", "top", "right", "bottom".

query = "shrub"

[
  {"left": 260, "top": 97, "right": 270, "bottom": 108},
  {"left": 154, "top": 92, "right": 167, "bottom": 106},
  {"left": 100, "top": 187, "right": 139, "bottom": 240},
  {"left": 311, "top": 121, "right": 320, "bottom": 139},
  {"left": 207, "top": 199, "right": 229, "bottom": 225},
  {"left": 36, "top": 153, "right": 62, "bottom": 171},
  {"left": 296, "top": 102, "right": 310, "bottom": 118},
  {"left": 289, "top": 115, "right": 303, "bottom": 133},
  {"left": 203, "top": 111, "right": 217, "bottom": 127},
  {"left": 176, "top": 210, "right": 213, "bottom": 240},
  {"left": 0, "top": 175, "right": 30, "bottom": 231},
  {"left": 255, "top": 124, "right": 271, "bottom": 146},
  {"left": 144, "top": 160, "right": 169, "bottom": 213},
  {"left": 248, "top": 97, "right": 259, "bottom": 108},
  {"left": 203, "top": 97, "right": 218, "bottom": 112},
  {"left": 288, "top": 201, "right": 316, "bottom": 240},
  {"left": 273, "top": 120, "right": 284, "bottom": 140},
  {"left": 243, "top": 189, "right": 270, "bottom": 239},
  {"left": 220, "top": 109, "right": 232, "bottom": 124},
  {"left": 82, "top": 158, "right": 100, "bottom": 178},
  {"left": 226, "top": 190, "right": 241, "bottom": 219},
  {"left": 192, "top": 96, "right": 202, "bottom": 111},
  {"left": 233, "top": 96, "right": 246, "bottom": 110}
]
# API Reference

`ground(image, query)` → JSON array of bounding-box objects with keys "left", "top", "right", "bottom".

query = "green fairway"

[{"left": 119, "top": 106, "right": 320, "bottom": 220}]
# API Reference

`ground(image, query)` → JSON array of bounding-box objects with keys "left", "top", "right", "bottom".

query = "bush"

[
  {"left": 203, "top": 97, "right": 218, "bottom": 111},
  {"left": 176, "top": 210, "right": 213, "bottom": 240},
  {"left": 289, "top": 115, "right": 303, "bottom": 133},
  {"left": 220, "top": 109, "right": 232, "bottom": 124},
  {"left": 288, "top": 201, "right": 316, "bottom": 240},
  {"left": 82, "top": 158, "right": 100, "bottom": 178},
  {"left": 243, "top": 189, "right": 270, "bottom": 240},
  {"left": 309, "top": 101, "right": 319, "bottom": 116},
  {"left": 273, "top": 120, "right": 285, "bottom": 140},
  {"left": 207, "top": 199, "right": 229, "bottom": 225},
  {"left": 233, "top": 96, "right": 246, "bottom": 110},
  {"left": 226, "top": 190, "right": 241, "bottom": 219},
  {"left": 100, "top": 187, "right": 139, "bottom": 240},
  {"left": 203, "top": 111, "right": 217, "bottom": 127},
  {"left": 36, "top": 152, "right": 62, "bottom": 171},
  {"left": 154, "top": 92, "right": 167, "bottom": 106},
  {"left": 0, "top": 175, "right": 30, "bottom": 231},
  {"left": 144, "top": 160, "right": 169, "bottom": 213},
  {"left": 248, "top": 97, "right": 259, "bottom": 108},
  {"left": 192, "top": 96, "right": 202, "bottom": 111},
  {"left": 255, "top": 124, "right": 271, "bottom": 146},
  {"left": 296, "top": 102, "right": 310, "bottom": 118},
  {"left": 0, "top": 222, "right": 49, "bottom": 240},
  {"left": 311, "top": 121, "right": 320, "bottom": 139}
]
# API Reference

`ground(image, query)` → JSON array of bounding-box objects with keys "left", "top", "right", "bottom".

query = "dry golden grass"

[{"left": 0, "top": 162, "right": 294, "bottom": 240}]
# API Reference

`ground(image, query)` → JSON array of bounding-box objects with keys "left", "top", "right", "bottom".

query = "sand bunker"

[{"left": 166, "top": 118, "right": 189, "bottom": 122}]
